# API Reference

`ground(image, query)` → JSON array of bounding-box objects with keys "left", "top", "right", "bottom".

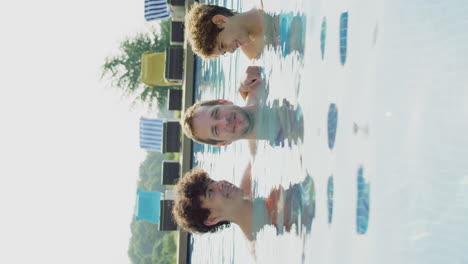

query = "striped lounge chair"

[
  {"left": 139, "top": 117, "right": 164, "bottom": 152},
  {"left": 144, "top": 0, "right": 172, "bottom": 21}
]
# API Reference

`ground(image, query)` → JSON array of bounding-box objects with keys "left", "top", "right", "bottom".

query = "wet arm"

[
  {"left": 238, "top": 66, "right": 262, "bottom": 103},
  {"left": 240, "top": 162, "right": 253, "bottom": 198}
]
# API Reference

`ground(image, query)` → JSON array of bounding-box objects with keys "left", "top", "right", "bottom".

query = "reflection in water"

[
  {"left": 263, "top": 12, "right": 307, "bottom": 58},
  {"left": 252, "top": 173, "right": 316, "bottom": 239},
  {"left": 340, "top": 12, "right": 349, "bottom": 65},
  {"left": 194, "top": 57, "right": 227, "bottom": 98},
  {"left": 353, "top": 122, "right": 369, "bottom": 135},
  {"left": 257, "top": 99, "right": 304, "bottom": 147},
  {"left": 327, "top": 103, "right": 338, "bottom": 150},
  {"left": 321, "top": 17, "right": 327, "bottom": 60},
  {"left": 373, "top": 23, "right": 379, "bottom": 47},
  {"left": 357, "top": 167, "right": 370, "bottom": 234},
  {"left": 327, "top": 176, "right": 334, "bottom": 224}
]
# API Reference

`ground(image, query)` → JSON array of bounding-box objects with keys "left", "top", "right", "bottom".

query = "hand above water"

[{"left": 239, "top": 66, "right": 262, "bottom": 101}]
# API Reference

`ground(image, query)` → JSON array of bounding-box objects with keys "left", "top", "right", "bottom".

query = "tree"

[
  {"left": 140, "top": 255, "right": 153, "bottom": 264},
  {"left": 128, "top": 151, "right": 179, "bottom": 264},
  {"left": 138, "top": 151, "right": 173, "bottom": 191},
  {"left": 102, "top": 20, "right": 178, "bottom": 109}
]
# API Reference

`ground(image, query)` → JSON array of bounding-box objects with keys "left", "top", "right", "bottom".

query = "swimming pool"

[{"left": 189, "top": 0, "right": 468, "bottom": 263}]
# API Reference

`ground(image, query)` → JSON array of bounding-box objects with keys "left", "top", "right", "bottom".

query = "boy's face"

[
  {"left": 199, "top": 180, "right": 244, "bottom": 226},
  {"left": 211, "top": 15, "right": 252, "bottom": 56}
]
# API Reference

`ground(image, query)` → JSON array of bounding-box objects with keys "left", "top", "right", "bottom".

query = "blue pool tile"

[
  {"left": 340, "top": 12, "right": 349, "bottom": 65},
  {"left": 327, "top": 103, "right": 338, "bottom": 150},
  {"left": 327, "top": 175, "right": 334, "bottom": 224},
  {"left": 356, "top": 167, "right": 370, "bottom": 234},
  {"left": 320, "top": 17, "right": 327, "bottom": 60}
]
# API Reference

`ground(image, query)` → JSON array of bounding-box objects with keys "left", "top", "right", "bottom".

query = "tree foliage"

[
  {"left": 102, "top": 20, "right": 179, "bottom": 109},
  {"left": 128, "top": 151, "right": 178, "bottom": 264}
]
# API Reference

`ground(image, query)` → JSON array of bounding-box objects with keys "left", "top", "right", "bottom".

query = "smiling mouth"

[
  {"left": 233, "top": 116, "right": 237, "bottom": 132},
  {"left": 230, "top": 113, "right": 237, "bottom": 132}
]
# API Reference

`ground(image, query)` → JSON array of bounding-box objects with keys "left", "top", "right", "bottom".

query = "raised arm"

[
  {"left": 238, "top": 66, "right": 262, "bottom": 103},
  {"left": 240, "top": 162, "right": 253, "bottom": 198}
]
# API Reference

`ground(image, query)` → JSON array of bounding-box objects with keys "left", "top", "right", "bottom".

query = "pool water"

[{"left": 190, "top": 0, "right": 468, "bottom": 263}]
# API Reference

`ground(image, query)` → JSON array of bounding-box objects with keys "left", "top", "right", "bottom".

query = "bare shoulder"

[{"left": 241, "top": 8, "right": 264, "bottom": 60}]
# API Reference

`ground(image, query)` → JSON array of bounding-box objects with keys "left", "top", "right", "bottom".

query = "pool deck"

[{"left": 177, "top": 1, "right": 195, "bottom": 263}]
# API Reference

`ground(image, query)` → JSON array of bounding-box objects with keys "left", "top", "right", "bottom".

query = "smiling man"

[
  {"left": 186, "top": 2, "right": 264, "bottom": 59},
  {"left": 172, "top": 167, "right": 254, "bottom": 239},
  {"left": 181, "top": 66, "right": 262, "bottom": 147},
  {"left": 172, "top": 167, "right": 315, "bottom": 242},
  {"left": 181, "top": 66, "right": 304, "bottom": 149},
  {"left": 181, "top": 99, "right": 257, "bottom": 146}
]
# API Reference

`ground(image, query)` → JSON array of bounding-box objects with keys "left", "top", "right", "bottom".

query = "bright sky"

[{"left": 0, "top": 1, "right": 151, "bottom": 263}]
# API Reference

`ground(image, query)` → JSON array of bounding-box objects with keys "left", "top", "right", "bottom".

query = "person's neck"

[
  {"left": 230, "top": 199, "right": 253, "bottom": 240},
  {"left": 241, "top": 105, "right": 258, "bottom": 140},
  {"left": 235, "top": 9, "right": 263, "bottom": 36}
]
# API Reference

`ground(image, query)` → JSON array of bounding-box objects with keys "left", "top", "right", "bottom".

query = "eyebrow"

[
  {"left": 204, "top": 184, "right": 212, "bottom": 200},
  {"left": 210, "top": 107, "right": 217, "bottom": 119}
]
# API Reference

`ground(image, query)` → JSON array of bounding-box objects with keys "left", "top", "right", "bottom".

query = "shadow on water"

[
  {"left": 257, "top": 98, "right": 304, "bottom": 147},
  {"left": 252, "top": 173, "right": 316, "bottom": 239}
]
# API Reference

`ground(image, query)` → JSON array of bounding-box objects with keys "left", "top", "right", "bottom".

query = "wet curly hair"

[
  {"left": 172, "top": 168, "right": 231, "bottom": 233},
  {"left": 185, "top": 3, "right": 236, "bottom": 59}
]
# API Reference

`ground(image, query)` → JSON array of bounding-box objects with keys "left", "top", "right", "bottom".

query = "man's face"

[
  {"left": 199, "top": 180, "right": 244, "bottom": 225},
  {"left": 211, "top": 15, "right": 252, "bottom": 56},
  {"left": 192, "top": 103, "right": 253, "bottom": 145}
]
